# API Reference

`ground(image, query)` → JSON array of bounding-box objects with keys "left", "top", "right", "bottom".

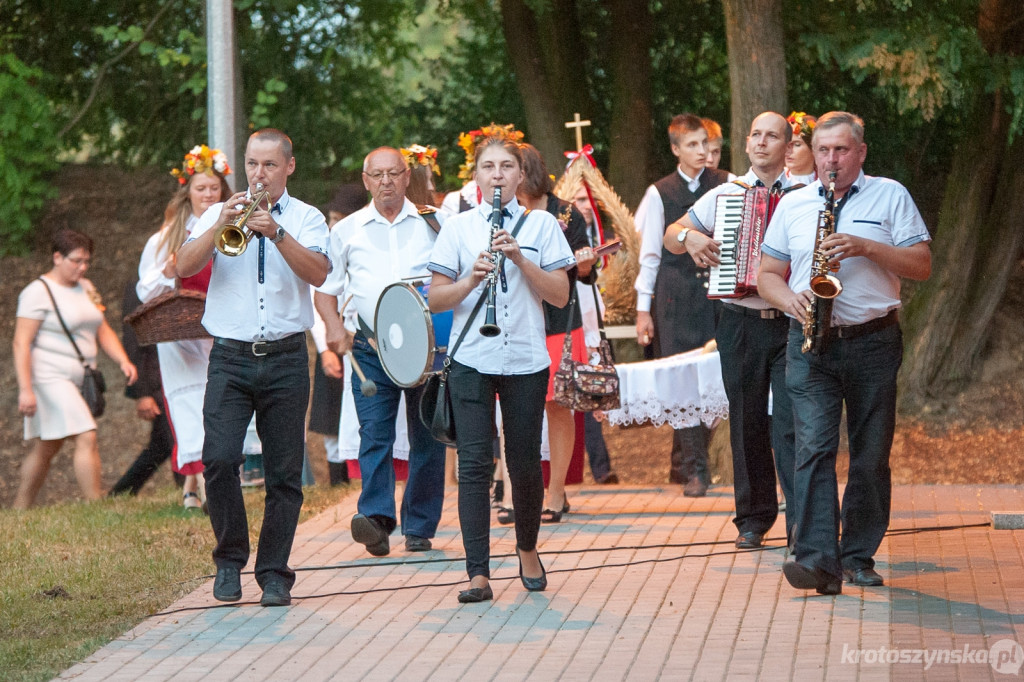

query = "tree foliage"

[{"left": 0, "top": 54, "right": 60, "bottom": 256}]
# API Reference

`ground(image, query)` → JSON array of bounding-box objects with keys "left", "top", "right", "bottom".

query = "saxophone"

[{"left": 801, "top": 171, "right": 842, "bottom": 354}]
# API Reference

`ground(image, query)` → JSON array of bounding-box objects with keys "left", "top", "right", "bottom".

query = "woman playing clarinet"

[{"left": 427, "top": 135, "right": 576, "bottom": 603}]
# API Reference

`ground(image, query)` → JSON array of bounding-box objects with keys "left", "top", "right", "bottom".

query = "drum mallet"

[
  {"left": 335, "top": 294, "right": 377, "bottom": 397},
  {"left": 347, "top": 351, "right": 377, "bottom": 397}
]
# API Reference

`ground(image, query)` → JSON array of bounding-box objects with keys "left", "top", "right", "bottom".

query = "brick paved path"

[{"left": 60, "top": 485, "right": 1024, "bottom": 681}]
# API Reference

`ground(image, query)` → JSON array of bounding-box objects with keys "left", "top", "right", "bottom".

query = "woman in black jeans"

[{"left": 428, "top": 136, "right": 576, "bottom": 602}]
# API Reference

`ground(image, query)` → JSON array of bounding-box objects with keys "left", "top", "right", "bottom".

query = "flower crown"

[
  {"left": 787, "top": 111, "right": 816, "bottom": 142},
  {"left": 457, "top": 123, "right": 525, "bottom": 180},
  {"left": 170, "top": 144, "right": 231, "bottom": 185},
  {"left": 401, "top": 144, "right": 440, "bottom": 176}
]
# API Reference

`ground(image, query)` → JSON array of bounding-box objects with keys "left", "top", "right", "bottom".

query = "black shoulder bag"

[
  {"left": 38, "top": 277, "right": 107, "bottom": 418},
  {"left": 419, "top": 210, "right": 529, "bottom": 445}
]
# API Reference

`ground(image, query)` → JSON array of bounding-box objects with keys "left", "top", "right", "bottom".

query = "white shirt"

[
  {"left": 188, "top": 189, "right": 330, "bottom": 341},
  {"left": 427, "top": 197, "right": 576, "bottom": 375},
  {"left": 633, "top": 168, "right": 705, "bottom": 313},
  {"left": 317, "top": 198, "right": 442, "bottom": 333},
  {"left": 687, "top": 167, "right": 794, "bottom": 310},
  {"left": 137, "top": 215, "right": 197, "bottom": 303},
  {"left": 762, "top": 171, "right": 931, "bottom": 326},
  {"left": 440, "top": 180, "right": 479, "bottom": 216}
]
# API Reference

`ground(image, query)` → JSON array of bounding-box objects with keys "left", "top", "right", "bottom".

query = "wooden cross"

[{"left": 565, "top": 112, "right": 591, "bottom": 152}]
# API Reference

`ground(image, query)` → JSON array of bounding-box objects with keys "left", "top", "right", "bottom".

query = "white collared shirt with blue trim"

[
  {"left": 762, "top": 171, "right": 931, "bottom": 326},
  {"left": 188, "top": 189, "right": 330, "bottom": 341},
  {"left": 427, "top": 197, "right": 576, "bottom": 375}
]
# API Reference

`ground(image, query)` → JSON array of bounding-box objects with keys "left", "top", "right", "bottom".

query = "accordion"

[{"left": 707, "top": 183, "right": 786, "bottom": 299}]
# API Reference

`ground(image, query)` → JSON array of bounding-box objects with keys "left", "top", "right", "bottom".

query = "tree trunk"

[
  {"left": 499, "top": 0, "right": 590, "bottom": 172},
  {"left": 721, "top": 0, "right": 787, "bottom": 171},
  {"left": 606, "top": 0, "right": 654, "bottom": 209},
  {"left": 899, "top": 0, "right": 1024, "bottom": 406}
]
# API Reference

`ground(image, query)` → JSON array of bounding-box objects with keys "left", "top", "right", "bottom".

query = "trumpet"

[{"left": 215, "top": 183, "right": 270, "bottom": 257}]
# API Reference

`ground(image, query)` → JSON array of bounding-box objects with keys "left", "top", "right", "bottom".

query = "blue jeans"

[
  {"left": 583, "top": 411, "right": 612, "bottom": 481},
  {"left": 202, "top": 338, "right": 308, "bottom": 589},
  {"left": 350, "top": 334, "right": 445, "bottom": 538},
  {"left": 785, "top": 322, "right": 902, "bottom": 578}
]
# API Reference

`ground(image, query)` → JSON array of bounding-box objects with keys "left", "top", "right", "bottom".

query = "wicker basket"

[{"left": 124, "top": 289, "right": 210, "bottom": 346}]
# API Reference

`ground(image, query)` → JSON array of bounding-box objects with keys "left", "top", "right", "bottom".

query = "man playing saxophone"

[{"left": 758, "top": 112, "right": 932, "bottom": 595}]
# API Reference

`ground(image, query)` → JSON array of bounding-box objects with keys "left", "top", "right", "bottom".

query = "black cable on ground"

[{"left": 150, "top": 520, "right": 991, "bottom": 617}]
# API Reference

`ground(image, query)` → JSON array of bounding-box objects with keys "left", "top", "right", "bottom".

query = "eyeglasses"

[
  {"left": 364, "top": 169, "right": 407, "bottom": 182},
  {"left": 66, "top": 256, "right": 91, "bottom": 266}
]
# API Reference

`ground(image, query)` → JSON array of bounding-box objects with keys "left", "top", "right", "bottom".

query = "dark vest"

[{"left": 650, "top": 167, "right": 730, "bottom": 356}]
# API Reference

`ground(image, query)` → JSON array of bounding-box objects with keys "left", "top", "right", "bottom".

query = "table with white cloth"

[{"left": 603, "top": 348, "right": 729, "bottom": 429}]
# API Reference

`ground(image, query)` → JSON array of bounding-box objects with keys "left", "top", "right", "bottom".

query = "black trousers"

[
  {"left": 109, "top": 402, "right": 175, "bottom": 496},
  {"left": 202, "top": 339, "right": 309, "bottom": 589},
  {"left": 449, "top": 361, "right": 548, "bottom": 580},
  {"left": 716, "top": 307, "right": 795, "bottom": 538}
]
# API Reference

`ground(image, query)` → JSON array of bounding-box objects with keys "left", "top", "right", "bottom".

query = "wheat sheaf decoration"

[{"left": 554, "top": 161, "right": 639, "bottom": 326}]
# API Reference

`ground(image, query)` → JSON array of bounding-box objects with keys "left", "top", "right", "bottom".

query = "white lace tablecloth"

[{"left": 604, "top": 348, "right": 729, "bottom": 429}]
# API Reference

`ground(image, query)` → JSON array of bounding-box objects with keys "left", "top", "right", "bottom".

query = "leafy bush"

[{"left": 0, "top": 54, "right": 59, "bottom": 256}]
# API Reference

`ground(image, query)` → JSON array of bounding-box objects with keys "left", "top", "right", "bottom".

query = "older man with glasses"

[{"left": 315, "top": 146, "right": 448, "bottom": 557}]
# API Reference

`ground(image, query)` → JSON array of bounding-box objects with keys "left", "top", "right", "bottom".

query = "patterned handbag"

[{"left": 553, "top": 285, "right": 620, "bottom": 412}]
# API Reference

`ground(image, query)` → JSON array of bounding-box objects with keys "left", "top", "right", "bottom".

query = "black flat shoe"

[
  {"left": 540, "top": 508, "right": 562, "bottom": 523},
  {"left": 517, "top": 547, "right": 547, "bottom": 592},
  {"left": 496, "top": 507, "right": 515, "bottom": 525},
  {"left": 457, "top": 584, "right": 493, "bottom": 603},
  {"left": 735, "top": 531, "right": 765, "bottom": 549}
]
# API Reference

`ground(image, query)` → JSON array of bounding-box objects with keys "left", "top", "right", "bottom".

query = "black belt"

[
  {"left": 214, "top": 333, "right": 305, "bottom": 357},
  {"left": 790, "top": 309, "right": 899, "bottom": 341},
  {"left": 722, "top": 302, "right": 785, "bottom": 320}
]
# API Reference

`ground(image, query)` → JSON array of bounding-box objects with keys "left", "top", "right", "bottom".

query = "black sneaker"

[
  {"left": 260, "top": 579, "right": 291, "bottom": 607},
  {"left": 213, "top": 567, "right": 242, "bottom": 602}
]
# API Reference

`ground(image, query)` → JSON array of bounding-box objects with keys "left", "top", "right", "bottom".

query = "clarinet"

[
  {"left": 801, "top": 171, "right": 842, "bottom": 354},
  {"left": 479, "top": 186, "right": 503, "bottom": 337}
]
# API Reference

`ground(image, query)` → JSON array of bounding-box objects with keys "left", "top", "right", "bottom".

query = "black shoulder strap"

[
  {"left": 37, "top": 277, "right": 89, "bottom": 368},
  {"left": 417, "top": 204, "right": 442, "bottom": 234}
]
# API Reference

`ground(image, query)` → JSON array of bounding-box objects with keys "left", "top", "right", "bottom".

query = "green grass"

[{"left": 0, "top": 483, "right": 349, "bottom": 682}]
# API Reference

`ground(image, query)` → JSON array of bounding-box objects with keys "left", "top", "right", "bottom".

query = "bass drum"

[{"left": 374, "top": 282, "right": 451, "bottom": 388}]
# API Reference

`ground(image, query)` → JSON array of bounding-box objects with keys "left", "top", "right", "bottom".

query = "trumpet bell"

[
  {"left": 810, "top": 274, "right": 842, "bottom": 299},
  {"left": 215, "top": 224, "right": 252, "bottom": 256}
]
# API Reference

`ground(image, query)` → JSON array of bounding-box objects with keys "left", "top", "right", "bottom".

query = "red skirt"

[{"left": 545, "top": 327, "right": 587, "bottom": 402}]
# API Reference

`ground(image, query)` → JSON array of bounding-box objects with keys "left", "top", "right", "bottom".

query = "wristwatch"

[
  {"left": 676, "top": 226, "right": 691, "bottom": 244},
  {"left": 270, "top": 226, "right": 286, "bottom": 244}
]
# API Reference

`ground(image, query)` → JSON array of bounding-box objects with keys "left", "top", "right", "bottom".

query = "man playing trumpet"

[{"left": 176, "top": 128, "right": 330, "bottom": 607}]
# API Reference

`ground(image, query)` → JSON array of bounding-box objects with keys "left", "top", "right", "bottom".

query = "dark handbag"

[
  {"left": 38, "top": 277, "right": 108, "bottom": 418},
  {"left": 419, "top": 210, "right": 529, "bottom": 443},
  {"left": 553, "top": 284, "right": 621, "bottom": 412}
]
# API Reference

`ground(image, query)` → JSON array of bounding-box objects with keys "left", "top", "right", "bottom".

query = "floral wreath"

[
  {"left": 401, "top": 144, "right": 441, "bottom": 176},
  {"left": 787, "top": 111, "right": 816, "bottom": 143},
  {"left": 170, "top": 144, "right": 231, "bottom": 185},
  {"left": 456, "top": 123, "right": 525, "bottom": 180}
]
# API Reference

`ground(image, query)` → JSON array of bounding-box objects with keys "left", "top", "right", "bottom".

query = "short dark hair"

[
  {"left": 668, "top": 114, "right": 705, "bottom": 145},
  {"left": 250, "top": 128, "right": 293, "bottom": 159},
  {"left": 518, "top": 143, "right": 553, "bottom": 199},
  {"left": 52, "top": 229, "right": 94, "bottom": 257}
]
